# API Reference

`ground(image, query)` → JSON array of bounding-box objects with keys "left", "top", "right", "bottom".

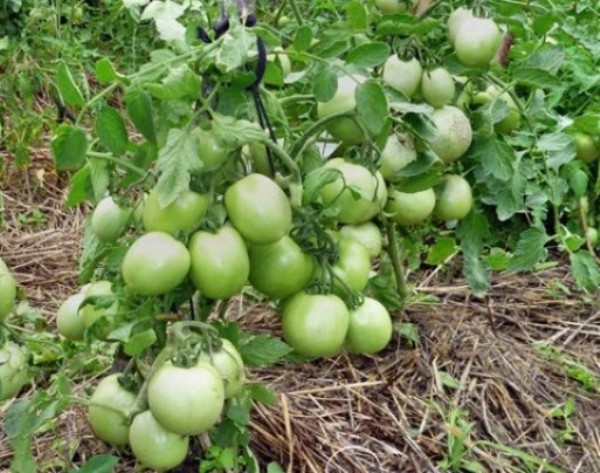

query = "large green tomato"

[
  {"left": 473, "top": 85, "right": 520, "bottom": 134},
  {"left": 317, "top": 75, "right": 367, "bottom": 145},
  {"left": 429, "top": 106, "right": 473, "bottom": 163},
  {"left": 225, "top": 174, "right": 292, "bottom": 244},
  {"left": 421, "top": 68, "right": 456, "bottom": 108},
  {"left": 447, "top": 7, "right": 473, "bottom": 45},
  {"left": 340, "top": 222, "right": 383, "bottom": 259},
  {"left": 129, "top": 410, "right": 189, "bottom": 472},
  {"left": 282, "top": 292, "right": 350, "bottom": 358},
  {"left": 0, "top": 258, "right": 16, "bottom": 321},
  {"left": 574, "top": 133, "right": 599, "bottom": 163},
  {"left": 147, "top": 361, "right": 225, "bottom": 435},
  {"left": 0, "top": 341, "right": 29, "bottom": 402},
  {"left": 199, "top": 339, "right": 245, "bottom": 399},
  {"left": 319, "top": 159, "right": 381, "bottom": 224},
  {"left": 249, "top": 236, "right": 314, "bottom": 299},
  {"left": 346, "top": 297, "right": 393, "bottom": 354},
  {"left": 378, "top": 133, "right": 417, "bottom": 182},
  {"left": 143, "top": 188, "right": 209, "bottom": 234},
  {"left": 331, "top": 234, "right": 371, "bottom": 293},
  {"left": 385, "top": 188, "right": 436, "bottom": 225},
  {"left": 194, "top": 128, "right": 230, "bottom": 172},
  {"left": 382, "top": 57, "right": 422, "bottom": 98},
  {"left": 81, "top": 281, "right": 118, "bottom": 330},
  {"left": 188, "top": 226, "right": 250, "bottom": 299},
  {"left": 454, "top": 17, "right": 502, "bottom": 68},
  {"left": 56, "top": 292, "right": 86, "bottom": 341},
  {"left": 435, "top": 175, "right": 473, "bottom": 221},
  {"left": 91, "top": 196, "right": 131, "bottom": 242},
  {"left": 122, "top": 232, "right": 191, "bottom": 296},
  {"left": 88, "top": 374, "right": 138, "bottom": 447}
]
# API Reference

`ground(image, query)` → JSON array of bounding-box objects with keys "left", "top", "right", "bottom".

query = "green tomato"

[
  {"left": 473, "top": 85, "right": 520, "bottom": 134},
  {"left": 385, "top": 188, "right": 436, "bottom": 225},
  {"left": 340, "top": 222, "right": 383, "bottom": 259},
  {"left": 447, "top": 7, "right": 473, "bottom": 45},
  {"left": 319, "top": 159, "right": 381, "bottom": 224},
  {"left": 0, "top": 341, "right": 29, "bottom": 402},
  {"left": 249, "top": 236, "right": 314, "bottom": 299},
  {"left": 331, "top": 234, "right": 371, "bottom": 293},
  {"left": 194, "top": 128, "right": 230, "bottom": 172},
  {"left": 435, "top": 175, "right": 473, "bottom": 221},
  {"left": 88, "top": 374, "right": 138, "bottom": 447},
  {"left": 346, "top": 297, "right": 393, "bottom": 354},
  {"left": 199, "top": 339, "right": 245, "bottom": 399},
  {"left": 188, "top": 226, "right": 250, "bottom": 299},
  {"left": 378, "top": 133, "right": 417, "bottom": 182},
  {"left": 382, "top": 57, "right": 422, "bottom": 98},
  {"left": 454, "top": 17, "right": 502, "bottom": 68},
  {"left": 587, "top": 227, "right": 599, "bottom": 246},
  {"left": 267, "top": 47, "right": 292, "bottom": 77},
  {"left": 56, "top": 292, "right": 86, "bottom": 341},
  {"left": 376, "top": 0, "right": 415, "bottom": 13},
  {"left": 429, "top": 106, "right": 473, "bottom": 163},
  {"left": 421, "top": 68, "right": 456, "bottom": 108},
  {"left": 225, "top": 174, "right": 292, "bottom": 244},
  {"left": 574, "top": 133, "right": 599, "bottom": 163},
  {"left": 129, "top": 410, "right": 189, "bottom": 472},
  {"left": 143, "top": 188, "right": 209, "bottom": 235},
  {"left": 282, "top": 292, "right": 350, "bottom": 358},
  {"left": 81, "top": 281, "right": 118, "bottom": 330},
  {"left": 91, "top": 196, "right": 131, "bottom": 242},
  {"left": 0, "top": 259, "right": 16, "bottom": 321},
  {"left": 242, "top": 142, "right": 273, "bottom": 176},
  {"left": 317, "top": 75, "right": 367, "bottom": 145},
  {"left": 122, "top": 232, "right": 191, "bottom": 296},
  {"left": 147, "top": 361, "right": 225, "bottom": 436}
]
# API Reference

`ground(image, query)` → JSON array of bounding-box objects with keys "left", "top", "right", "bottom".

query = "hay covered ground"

[{"left": 1, "top": 151, "right": 600, "bottom": 473}]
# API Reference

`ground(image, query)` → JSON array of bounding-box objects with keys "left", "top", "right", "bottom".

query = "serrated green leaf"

[
  {"left": 570, "top": 250, "right": 600, "bottom": 291},
  {"left": 394, "top": 322, "right": 419, "bottom": 347},
  {"left": 248, "top": 384, "right": 278, "bottom": 406},
  {"left": 89, "top": 157, "right": 109, "bottom": 201},
  {"left": 426, "top": 237, "right": 457, "bottom": 265},
  {"left": 513, "top": 68, "right": 564, "bottom": 89},
  {"left": 346, "top": 42, "right": 390, "bottom": 68},
  {"left": 293, "top": 25, "right": 313, "bottom": 51},
  {"left": 123, "top": 329, "right": 157, "bottom": 358},
  {"left": 485, "top": 248, "right": 512, "bottom": 271},
  {"left": 216, "top": 26, "right": 255, "bottom": 73},
  {"left": 95, "top": 107, "right": 128, "bottom": 156},
  {"left": 312, "top": 68, "right": 338, "bottom": 102},
  {"left": 239, "top": 335, "right": 292, "bottom": 367},
  {"left": 538, "top": 132, "right": 576, "bottom": 170},
  {"left": 470, "top": 136, "right": 514, "bottom": 181},
  {"left": 211, "top": 114, "right": 267, "bottom": 150},
  {"left": 303, "top": 167, "right": 341, "bottom": 206},
  {"left": 69, "top": 454, "right": 119, "bottom": 473},
  {"left": 356, "top": 80, "right": 388, "bottom": 135},
  {"left": 66, "top": 165, "right": 94, "bottom": 207},
  {"left": 146, "top": 64, "right": 201, "bottom": 100},
  {"left": 345, "top": 0, "right": 368, "bottom": 31},
  {"left": 508, "top": 227, "right": 549, "bottom": 272},
  {"left": 51, "top": 124, "right": 88, "bottom": 172},
  {"left": 56, "top": 61, "right": 85, "bottom": 107},
  {"left": 125, "top": 89, "right": 156, "bottom": 143},
  {"left": 95, "top": 58, "right": 118, "bottom": 85},
  {"left": 462, "top": 246, "right": 490, "bottom": 297}
]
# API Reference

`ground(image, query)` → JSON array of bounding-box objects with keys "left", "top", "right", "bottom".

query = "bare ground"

[{"left": 1, "top": 151, "right": 600, "bottom": 473}]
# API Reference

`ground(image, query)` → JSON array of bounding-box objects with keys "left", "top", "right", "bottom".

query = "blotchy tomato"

[
  {"left": 0, "top": 341, "right": 29, "bottom": 402},
  {"left": 249, "top": 236, "right": 314, "bottom": 299},
  {"left": 0, "top": 258, "right": 16, "bottom": 321},
  {"left": 56, "top": 292, "right": 86, "bottom": 341},
  {"left": 454, "top": 17, "right": 501, "bottom": 68},
  {"left": 188, "top": 226, "right": 250, "bottom": 299},
  {"left": 88, "top": 374, "right": 138, "bottom": 447},
  {"left": 429, "top": 106, "right": 473, "bottom": 163},
  {"left": 122, "top": 232, "right": 191, "bottom": 296},
  {"left": 385, "top": 188, "right": 436, "bottom": 225},
  {"left": 143, "top": 188, "right": 209, "bottom": 234},
  {"left": 282, "top": 292, "right": 350, "bottom": 358},
  {"left": 129, "top": 410, "right": 189, "bottom": 472},
  {"left": 225, "top": 174, "right": 292, "bottom": 244},
  {"left": 421, "top": 68, "right": 456, "bottom": 108},
  {"left": 340, "top": 222, "right": 383, "bottom": 259},
  {"left": 435, "top": 175, "right": 473, "bottom": 221},
  {"left": 382, "top": 57, "right": 422, "bottom": 98},
  {"left": 346, "top": 297, "right": 393, "bottom": 354},
  {"left": 317, "top": 75, "right": 367, "bottom": 145},
  {"left": 147, "top": 361, "right": 225, "bottom": 435},
  {"left": 198, "top": 339, "right": 246, "bottom": 399},
  {"left": 379, "top": 133, "right": 417, "bottom": 182},
  {"left": 91, "top": 196, "right": 131, "bottom": 242}
]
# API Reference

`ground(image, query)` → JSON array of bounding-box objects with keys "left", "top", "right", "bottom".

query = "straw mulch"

[{"left": 1, "top": 152, "right": 600, "bottom": 473}]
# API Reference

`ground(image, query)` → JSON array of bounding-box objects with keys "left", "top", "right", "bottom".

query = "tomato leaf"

[
  {"left": 95, "top": 107, "right": 129, "bottom": 157},
  {"left": 538, "top": 132, "right": 576, "bottom": 170},
  {"left": 302, "top": 167, "right": 341, "bottom": 206},
  {"left": 51, "top": 124, "right": 88, "bottom": 172},
  {"left": 469, "top": 136, "right": 515, "bottom": 181},
  {"left": 238, "top": 335, "right": 292, "bottom": 367},
  {"left": 513, "top": 68, "right": 563, "bottom": 89},
  {"left": 95, "top": 58, "right": 118, "bottom": 85},
  {"left": 89, "top": 157, "right": 110, "bottom": 201},
  {"left": 56, "top": 60, "right": 85, "bottom": 108},
  {"left": 346, "top": 42, "right": 391, "bottom": 69},
  {"left": 312, "top": 68, "right": 338, "bottom": 102},
  {"left": 462, "top": 245, "right": 491, "bottom": 297},
  {"left": 68, "top": 454, "right": 119, "bottom": 473},
  {"left": 426, "top": 237, "right": 458, "bottom": 265},
  {"left": 146, "top": 64, "right": 201, "bottom": 100},
  {"left": 123, "top": 329, "right": 157, "bottom": 358},
  {"left": 356, "top": 80, "right": 388, "bottom": 135},
  {"left": 66, "top": 165, "right": 94, "bottom": 207},
  {"left": 376, "top": 14, "right": 437, "bottom": 36},
  {"left": 507, "top": 226, "right": 550, "bottom": 272},
  {"left": 248, "top": 384, "right": 278, "bottom": 406},
  {"left": 570, "top": 250, "right": 600, "bottom": 291},
  {"left": 125, "top": 89, "right": 156, "bottom": 143},
  {"left": 293, "top": 25, "right": 313, "bottom": 51},
  {"left": 345, "top": 0, "right": 368, "bottom": 31}
]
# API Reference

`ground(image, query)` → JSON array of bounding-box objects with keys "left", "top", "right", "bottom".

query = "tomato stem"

[
  {"left": 385, "top": 219, "right": 409, "bottom": 311},
  {"left": 287, "top": 0, "right": 305, "bottom": 26},
  {"left": 86, "top": 151, "right": 148, "bottom": 177}
]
